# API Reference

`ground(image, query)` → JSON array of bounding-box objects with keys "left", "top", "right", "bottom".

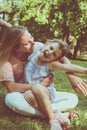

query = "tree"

[{"left": 0, "top": 0, "right": 87, "bottom": 59}]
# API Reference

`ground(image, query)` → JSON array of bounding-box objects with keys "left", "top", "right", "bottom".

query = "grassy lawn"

[{"left": 0, "top": 60, "right": 87, "bottom": 130}]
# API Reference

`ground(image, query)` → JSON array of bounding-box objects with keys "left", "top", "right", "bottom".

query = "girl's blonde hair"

[{"left": 0, "top": 26, "right": 27, "bottom": 66}]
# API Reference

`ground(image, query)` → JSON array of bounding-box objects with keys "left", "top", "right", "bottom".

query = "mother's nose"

[{"left": 29, "top": 40, "right": 35, "bottom": 46}]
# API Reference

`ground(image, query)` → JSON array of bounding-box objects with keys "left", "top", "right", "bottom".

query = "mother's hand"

[{"left": 67, "top": 74, "right": 87, "bottom": 96}]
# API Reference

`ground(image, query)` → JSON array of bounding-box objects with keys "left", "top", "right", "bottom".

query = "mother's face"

[{"left": 17, "top": 31, "right": 35, "bottom": 55}]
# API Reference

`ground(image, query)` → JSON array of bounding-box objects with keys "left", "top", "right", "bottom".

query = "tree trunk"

[{"left": 73, "top": 40, "right": 80, "bottom": 59}]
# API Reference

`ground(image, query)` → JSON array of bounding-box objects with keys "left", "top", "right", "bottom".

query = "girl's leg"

[
  {"left": 23, "top": 90, "right": 47, "bottom": 115},
  {"left": 24, "top": 87, "right": 70, "bottom": 125},
  {"left": 32, "top": 84, "right": 69, "bottom": 130},
  {"left": 32, "top": 84, "right": 55, "bottom": 120}
]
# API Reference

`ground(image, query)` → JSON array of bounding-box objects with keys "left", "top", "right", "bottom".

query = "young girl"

[
  {"left": 23, "top": 38, "right": 87, "bottom": 130},
  {"left": 24, "top": 39, "right": 87, "bottom": 100}
]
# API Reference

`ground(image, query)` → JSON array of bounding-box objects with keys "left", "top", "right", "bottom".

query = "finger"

[
  {"left": 83, "top": 79, "right": 87, "bottom": 84},
  {"left": 78, "top": 85, "right": 87, "bottom": 96},
  {"left": 81, "top": 81, "right": 87, "bottom": 95},
  {"left": 82, "top": 81, "right": 87, "bottom": 88},
  {"left": 74, "top": 87, "right": 79, "bottom": 93},
  {"left": 77, "top": 80, "right": 87, "bottom": 96}
]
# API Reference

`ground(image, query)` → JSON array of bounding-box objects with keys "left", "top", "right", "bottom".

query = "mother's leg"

[
  {"left": 5, "top": 87, "right": 70, "bottom": 130},
  {"left": 5, "top": 92, "right": 44, "bottom": 117},
  {"left": 51, "top": 91, "right": 78, "bottom": 111},
  {"left": 5, "top": 91, "right": 78, "bottom": 117}
]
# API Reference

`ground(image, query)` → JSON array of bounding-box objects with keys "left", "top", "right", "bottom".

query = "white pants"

[{"left": 5, "top": 91, "right": 78, "bottom": 118}]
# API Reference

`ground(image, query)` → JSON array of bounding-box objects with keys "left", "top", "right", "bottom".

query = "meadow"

[{"left": 0, "top": 60, "right": 87, "bottom": 130}]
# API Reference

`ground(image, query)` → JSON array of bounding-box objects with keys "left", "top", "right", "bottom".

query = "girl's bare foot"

[
  {"left": 50, "top": 120, "right": 62, "bottom": 130},
  {"left": 54, "top": 110, "right": 70, "bottom": 130}
]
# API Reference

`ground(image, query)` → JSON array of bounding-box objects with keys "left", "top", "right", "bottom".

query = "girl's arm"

[
  {"left": 49, "top": 57, "right": 87, "bottom": 96},
  {"left": 49, "top": 60, "right": 87, "bottom": 74},
  {"left": 41, "top": 74, "right": 54, "bottom": 87}
]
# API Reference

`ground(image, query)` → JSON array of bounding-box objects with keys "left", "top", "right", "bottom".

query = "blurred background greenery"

[{"left": 0, "top": 0, "right": 87, "bottom": 60}]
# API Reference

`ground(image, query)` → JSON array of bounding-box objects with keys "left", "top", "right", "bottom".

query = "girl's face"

[
  {"left": 17, "top": 31, "right": 34, "bottom": 54},
  {"left": 39, "top": 42, "right": 62, "bottom": 62}
]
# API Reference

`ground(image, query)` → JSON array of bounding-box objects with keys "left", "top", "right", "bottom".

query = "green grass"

[{"left": 0, "top": 60, "right": 87, "bottom": 130}]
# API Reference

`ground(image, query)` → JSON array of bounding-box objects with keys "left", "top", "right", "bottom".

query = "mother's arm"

[
  {"left": 66, "top": 73, "right": 87, "bottom": 96},
  {"left": 60, "top": 56, "right": 87, "bottom": 96},
  {"left": 3, "top": 75, "right": 53, "bottom": 93},
  {"left": 3, "top": 81, "right": 33, "bottom": 93}
]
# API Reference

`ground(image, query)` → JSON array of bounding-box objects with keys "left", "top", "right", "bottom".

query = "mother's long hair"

[{"left": 0, "top": 25, "right": 27, "bottom": 66}]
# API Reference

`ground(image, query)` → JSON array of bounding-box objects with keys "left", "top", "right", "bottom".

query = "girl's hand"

[{"left": 41, "top": 74, "right": 54, "bottom": 87}]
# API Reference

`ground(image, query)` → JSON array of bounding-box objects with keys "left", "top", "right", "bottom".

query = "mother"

[{"left": 0, "top": 19, "right": 87, "bottom": 129}]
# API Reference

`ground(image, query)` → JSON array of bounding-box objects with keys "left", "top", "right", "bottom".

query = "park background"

[{"left": 0, "top": 0, "right": 87, "bottom": 130}]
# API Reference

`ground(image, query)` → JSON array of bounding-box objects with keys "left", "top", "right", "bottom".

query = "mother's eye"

[{"left": 24, "top": 43, "right": 28, "bottom": 46}]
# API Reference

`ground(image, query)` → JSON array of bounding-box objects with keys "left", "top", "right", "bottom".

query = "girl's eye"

[{"left": 50, "top": 46, "right": 54, "bottom": 50}]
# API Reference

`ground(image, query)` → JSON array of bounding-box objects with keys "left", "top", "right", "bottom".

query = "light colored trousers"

[{"left": 5, "top": 91, "right": 78, "bottom": 118}]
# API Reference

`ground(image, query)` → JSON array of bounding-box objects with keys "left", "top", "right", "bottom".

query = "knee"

[
  {"left": 5, "top": 92, "right": 25, "bottom": 110},
  {"left": 24, "top": 91, "right": 35, "bottom": 103},
  {"left": 5, "top": 92, "right": 22, "bottom": 105},
  {"left": 71, "top": 93, "right": 78, "bottom": 105},
  {"left": 32, "top": 84, "right": 44, "bottom": 96}
]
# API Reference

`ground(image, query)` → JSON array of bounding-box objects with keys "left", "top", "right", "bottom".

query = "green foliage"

[
  {"left": 15, "top": 0, "right": 51, "bottom": 24},
  {"left": 0, "top": 0, "right": 87, "bottom": 58},
  {"left": 0, "top": 1, "right": 12, "bottom": 13}
]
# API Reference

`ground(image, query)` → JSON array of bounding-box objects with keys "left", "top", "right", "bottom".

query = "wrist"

[
  {"left": 40, "top": 81, "right": 47, "bottom": 87},
  {"left": 28, "top": 84, "right": 32, "bottom": 90},
  {"left": 66, "top": 72, "right": 75, "bottom": 78}
]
